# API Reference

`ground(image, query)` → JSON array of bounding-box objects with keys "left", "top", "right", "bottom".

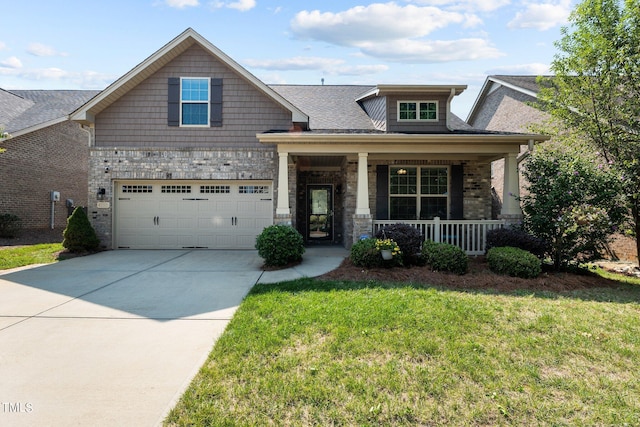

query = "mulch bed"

[{"left": 317, "top": 256, "right": 629, "bottom": 293}]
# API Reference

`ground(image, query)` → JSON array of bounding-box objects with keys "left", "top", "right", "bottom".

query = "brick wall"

[{"left": 0, "top": 121, "right": 89, "bottom": 231}]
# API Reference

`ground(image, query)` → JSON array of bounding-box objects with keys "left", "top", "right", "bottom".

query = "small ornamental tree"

[
  {"left": 62, "top": 207, "right": 100, "bottom": 253},
  {"left": 521, "top": 145, "right": 625, "bottom": 269}
]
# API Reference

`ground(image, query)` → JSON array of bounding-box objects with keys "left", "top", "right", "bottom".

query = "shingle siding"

[
  {"left": 386, "top": 94, "right": 450, "bottom": 133},
  {"left": 0, "top": 121, "right": 89, "bottom": 230},
  {"left": 95, "top": 44, "right": 292, "bottom": 148}
]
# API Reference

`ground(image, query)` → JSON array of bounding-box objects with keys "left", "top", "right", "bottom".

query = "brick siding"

[{"left": 0, "top": 121, "right": 89, "bottom": 231}]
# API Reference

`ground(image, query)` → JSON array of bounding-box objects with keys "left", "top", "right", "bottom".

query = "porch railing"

[{"left": 373, "top": 217, "right": 505, "bottom": 255}]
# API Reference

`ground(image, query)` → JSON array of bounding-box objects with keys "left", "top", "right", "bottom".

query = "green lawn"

[
  {"left": 0, "top": 243, "right": 64, "bottom": 270},
  {"left": 165, "top": 275, "right": 640, "bottom": 426}
]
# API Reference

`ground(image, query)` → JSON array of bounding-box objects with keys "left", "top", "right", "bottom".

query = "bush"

[
  {"left": 63, "top": 207, "right": 100, "bottom": 253},
  {"left": 422, "top": 240, "right": 468, "bottom": 275},
  {"left": 350, "top": 238, "right": 383, "bottom": 268},
  {"left": 486, "top": 246, "right": 542, "bottom": 279},
  {"left": 0, "top": 213, "right": 22, "bottom": 238},
  {"left": 375, "top": 223, "right": 424, "bottom": 265},
  {"left": 486, "top": 227, "right": 548, "bottom": 258},
  {"left": 255, "top": 225, "right": 305, "bottom": 267}
]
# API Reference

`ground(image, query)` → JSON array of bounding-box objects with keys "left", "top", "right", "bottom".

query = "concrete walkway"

[{"left": 0, "top": 247, "right": 347, "bottom": 426}]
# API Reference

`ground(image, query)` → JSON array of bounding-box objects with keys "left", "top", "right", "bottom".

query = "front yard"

[{"left": 165, "top": 274, "right": 640, "bottom": 426}]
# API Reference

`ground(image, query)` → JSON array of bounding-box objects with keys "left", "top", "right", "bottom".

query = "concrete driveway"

[{"left": 0, "top": 247, "right": 346, "bottom": 426}]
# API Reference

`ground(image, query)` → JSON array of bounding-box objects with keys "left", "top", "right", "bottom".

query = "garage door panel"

[{"left": 115, "top": 180, "right": 272, "bottom": 250}]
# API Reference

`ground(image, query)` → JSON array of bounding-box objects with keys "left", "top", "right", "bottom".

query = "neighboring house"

[
  {"left": 0, "top": 88, "right": 99, "bottom": 231},
  {"left": 71, "top": 29, "right": 547, "bottom": 252},
  {"left": 467, "top": 75, "right": 637, "bottom": 262}
]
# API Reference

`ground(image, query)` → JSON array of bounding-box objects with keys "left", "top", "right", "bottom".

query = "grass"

[
  {"left": 0, "top": 243, "right": 64, "bottom": 270},
  {"left": 165, "top": 275, "right": 640, "bottom": 426}
]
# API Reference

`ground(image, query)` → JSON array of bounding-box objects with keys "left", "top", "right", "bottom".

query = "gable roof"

[
  {"left": 0, "top": 89, "right": 99, "bottom": 137},
  {"left": 71, "top": 28, "right": 308, "bottom": 125},
  {"left": 466, "top": 75, "right": 550, "bottom": 124}
]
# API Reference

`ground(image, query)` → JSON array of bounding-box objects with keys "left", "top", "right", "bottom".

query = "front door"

[{"left": 307, "top": 185, "right": 333, "bottom": 242}]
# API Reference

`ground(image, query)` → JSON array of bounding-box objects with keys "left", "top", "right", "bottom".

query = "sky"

[{"left": 0, "top": 0, "right": 576, "bottom": 118}]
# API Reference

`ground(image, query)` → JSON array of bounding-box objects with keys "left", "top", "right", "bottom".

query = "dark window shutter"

[
  {"left": 210, "top": 78, "right": 223, "bottom": 127},
  {"left": 168, "top": 77, "right": 180, "bottom": 127},
  {"left": 376, "top": 165, "right": 389, "bottom": 220},
  {"left": 450, "top": 164, "right": 464, "bottom": 220}
]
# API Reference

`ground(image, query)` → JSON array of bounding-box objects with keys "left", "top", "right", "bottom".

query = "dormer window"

[{"left": 398, "top": 101, "right": 438, "bottom": 121}]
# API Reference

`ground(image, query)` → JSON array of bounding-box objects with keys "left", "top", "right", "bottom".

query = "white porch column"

[
  {"left": 276, "top": 151, "right": 290, "bottom": 215},
  {"left": 501, "top": 152, "right": 522, "bottom": 216},
  {"left": 355, "top": 152, "right": 370, "bottom": 215}
]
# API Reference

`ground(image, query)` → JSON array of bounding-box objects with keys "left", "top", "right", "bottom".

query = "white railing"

[{"left": 373, "top": 217, "right": 505, "bottom": 255}]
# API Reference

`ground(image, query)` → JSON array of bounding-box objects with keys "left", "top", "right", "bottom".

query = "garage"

[{"left": 114, "top": 180, "right": 273, "bottom": 249}]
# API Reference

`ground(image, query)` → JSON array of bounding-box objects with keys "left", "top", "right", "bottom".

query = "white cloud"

[
  {"left": 508, "top": 0, "right": 571, "bottom": 30},
  {"left": 358, "top": 38, "right": 505, "bottom": 63},
  {"left": 211, "top": 0, "right": 256, "bottom": 11},
  {"left": 0, "top": 66, "right": 114, "bottom": 89},
  {"left": 0, "top": 56, "right": 22, "bottom": 69},
  {"left": 485, "top": 62, "right": 551, "bottom": 74},
  {"left": 245, "top": 56, "right": 344, "bottom": 71},
  {"left": 0, "top": 42, "right": 7, "bottom": 51},
  {"left": 27, "top": 43, "right": 68, "bottom": 57},
  {"left": 406, "top": 0, "right": 511, "bottom": 12},
  {"left": 165, "top": 0, "right": 199, "bottom": 8},
  {"left": 291, "top": 3, "right": 467, "bottom": 45},
  {"left": 245, "top": 56, "right": 388, "bottom": 76}
]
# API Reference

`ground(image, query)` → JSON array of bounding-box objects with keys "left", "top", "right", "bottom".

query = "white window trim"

[
  {"left": 397, "top": 100, "right": 439, "bottom": 122},
  {"left": 389, "top": 165, "right": 450, "bottom": 220},
  {"left": 180, "top": 77, "right": 210, "bottom": 127}
]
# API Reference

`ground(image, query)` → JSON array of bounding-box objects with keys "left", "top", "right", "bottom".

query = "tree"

[
  {"left": 0, "top": 126, "right": 9, "bottom": 154},
  {"left": 521, "top": 145, "right": 626, "bottom": 269},
  {"left": 538, "top": 0, "right": 640, "bottom": 266}
]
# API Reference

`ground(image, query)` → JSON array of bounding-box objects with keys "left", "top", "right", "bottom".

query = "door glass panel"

[{"left": 308, "top": 186, "right": 332, "bottom": 240}]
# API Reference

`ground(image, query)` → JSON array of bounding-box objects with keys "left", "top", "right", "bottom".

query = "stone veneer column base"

[
  {"left": 275, "top": 214, "right": 293, "bottom": 227},
  {"left": 498, "top": 213, "right": 524, "bottom": 228},
  {"left": 351, "top": 214, "right": 373, "bottom": 248}
]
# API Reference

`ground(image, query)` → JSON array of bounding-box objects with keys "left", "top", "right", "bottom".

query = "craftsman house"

[{"left": 71, "top": 29, "right": 547, "bottom": 252}]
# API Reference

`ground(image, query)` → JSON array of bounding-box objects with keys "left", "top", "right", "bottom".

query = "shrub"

[
  {"left": 375, "top": 223, "right": 423, "bottom": 265},
  {"left": 422, "top": 240, "right": 468, "bottom": 275},
  {"left": 63, "top": 207, "right": 100, "bottom": 253},
  {"left": 486, "top": 227, "right": 548, "bottom": 258},
  {"left": 0, "top": 213, "right": 22, "bottom": 238},
  {"left": 486, "top": 246, "right": 542, "bottom": 279},
  {"left": 350, "top": 238, "right": 383, "bottom": 268},
  {"left": 255, "top": 225, "right": 305, "bottom": 267}
]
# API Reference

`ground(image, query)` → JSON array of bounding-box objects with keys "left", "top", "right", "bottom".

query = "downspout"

[{"left": 445, "top": 88, "right": 456, "bottom": 131}]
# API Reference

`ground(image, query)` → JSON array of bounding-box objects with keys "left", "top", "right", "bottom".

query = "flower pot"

[{"left": 381, "top": 249, "right": 393, "bottom": 260}]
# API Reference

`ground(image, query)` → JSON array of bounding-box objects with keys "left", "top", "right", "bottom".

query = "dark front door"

[{"left": 307, "top": 185, "right": 333, "bottom": 242}]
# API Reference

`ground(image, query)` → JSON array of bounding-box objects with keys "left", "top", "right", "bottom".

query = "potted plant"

[{"left": 375, "top": 238, "right": 401, "bottom": 260}]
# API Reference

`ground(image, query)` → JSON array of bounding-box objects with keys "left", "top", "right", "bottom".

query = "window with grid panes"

[{"left": 389, "top": 166, "right": 449, "bottom": 220}]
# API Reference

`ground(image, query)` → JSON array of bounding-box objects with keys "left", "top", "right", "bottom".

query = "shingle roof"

[
  {"left": 0, "top": 89, "right": 99, "bottom": 134},
  {"left": 490, "top": 75, "right": 551, "bottom": 95},
  {"left": 270, "top": 84, "right": 472, "bottom": 132},
  {"left": 269, "top": 85, "right": 377, "bottom": 131}
]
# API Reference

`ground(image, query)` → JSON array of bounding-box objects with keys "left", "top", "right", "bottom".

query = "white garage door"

[{"left": 115, "top": 180, "right": 273, "bottom": 249}]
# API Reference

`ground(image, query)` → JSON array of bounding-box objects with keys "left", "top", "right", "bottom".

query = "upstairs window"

[
  {"left": 398, "top": 101, "right": 438, "bottom": 121},
  {"left": 181, "top": 78, "right": 210, "bottom": 126}
]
